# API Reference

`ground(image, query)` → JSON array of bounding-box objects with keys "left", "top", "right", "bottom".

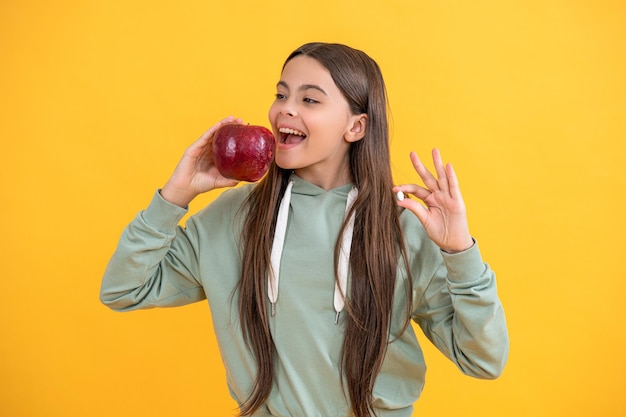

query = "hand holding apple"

[
  {"left": 212, "top": 124, "right": 276, "bottom": 182},
  {"left": 161, "top": 116, "right": 243, "bottom": 208}
]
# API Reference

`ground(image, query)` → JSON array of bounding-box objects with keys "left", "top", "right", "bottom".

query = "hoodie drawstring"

[
  {"left": 268, "top": 181, "right": 293, "bottom": 317},
  {"left": 334, "top": 187, "right": 358, "bottom": 323},
  {"left": 268, "top": 180, "right": 358, "bottom": 323}
]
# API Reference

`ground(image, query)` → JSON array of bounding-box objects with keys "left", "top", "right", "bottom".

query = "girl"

[{"left": 101, "top": 42, "right": 509, "bottom": 417}]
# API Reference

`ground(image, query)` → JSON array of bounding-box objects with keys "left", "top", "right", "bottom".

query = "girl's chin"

[{"left": 274, "top": 156, "right": 299, "bottom": 171}]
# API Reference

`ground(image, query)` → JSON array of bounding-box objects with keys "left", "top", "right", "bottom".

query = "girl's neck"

[{"left": 294, "top": 162, "right": 353, "bottom": 190}]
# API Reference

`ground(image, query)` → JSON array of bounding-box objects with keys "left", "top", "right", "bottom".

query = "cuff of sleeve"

[
  {"left": 441, "top": 239, "right": 487, "bottom": 283},
  {"left": 140, "top": 189, "right": 189, "bottom": 233}
]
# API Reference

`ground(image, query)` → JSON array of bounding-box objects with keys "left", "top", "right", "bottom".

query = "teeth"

[{"left": 279, "top": 127, "right": 306, "bottom": 137}]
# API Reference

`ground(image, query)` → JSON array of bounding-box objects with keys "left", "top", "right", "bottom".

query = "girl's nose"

[{"left": 280, "top": 100, "right": 297, "bottom": 117}]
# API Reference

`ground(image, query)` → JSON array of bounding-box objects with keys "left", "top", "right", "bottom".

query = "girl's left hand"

[{"left": 394, "top": 149, "right": 474, "bottom": 253}]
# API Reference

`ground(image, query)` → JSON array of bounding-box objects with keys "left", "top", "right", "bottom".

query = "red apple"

[{"left": 212, "top": 124, "right": 276, "bottom": 182}]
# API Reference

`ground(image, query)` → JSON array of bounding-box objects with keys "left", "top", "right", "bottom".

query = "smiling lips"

[{"left": 279, "top": 127, "right": 307, "bottom": 145}]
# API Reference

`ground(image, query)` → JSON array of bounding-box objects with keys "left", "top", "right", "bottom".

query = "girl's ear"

[{"left": 345, "top": 114, "right": 368, "bottom": 143}]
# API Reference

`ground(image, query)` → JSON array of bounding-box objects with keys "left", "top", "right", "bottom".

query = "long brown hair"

[{"left": 238, "top": 42, "right": 413, "bottom": 417}]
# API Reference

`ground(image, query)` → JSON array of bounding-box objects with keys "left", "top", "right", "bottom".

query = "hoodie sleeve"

[
  {"left": 99, "top": 190, "right": 206, "bottom": 311},
  {"left": 408, "top": 221, "right": 509, "bottom": 379}
]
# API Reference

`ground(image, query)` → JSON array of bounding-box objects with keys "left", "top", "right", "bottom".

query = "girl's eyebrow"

[{"left": 277, "top": 80, "right": 327, "bottom": 96}]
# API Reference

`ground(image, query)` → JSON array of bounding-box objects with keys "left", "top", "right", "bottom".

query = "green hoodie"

[{"left": 101, "top": 174, "right": 509, "bottom": 417}]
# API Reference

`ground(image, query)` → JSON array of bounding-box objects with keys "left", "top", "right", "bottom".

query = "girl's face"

[{"left": 268, "top": 55, "right": 366, "bottom": 190}]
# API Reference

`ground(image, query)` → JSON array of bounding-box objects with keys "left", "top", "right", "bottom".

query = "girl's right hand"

[{"left": 160, "top": 116, "right": 243, "bottom": 207}]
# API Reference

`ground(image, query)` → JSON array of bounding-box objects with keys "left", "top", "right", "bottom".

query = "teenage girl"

[{"left": 101, "top": 42, "right": 509, "bottom": 417}]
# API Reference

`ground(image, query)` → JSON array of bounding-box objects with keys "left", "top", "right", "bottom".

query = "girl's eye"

[
  {"left": 275, "top": 93, "right": 287, "bottom": 100},
  {"left": 303, "top": 97, "right": 319, "bottom": 104}
]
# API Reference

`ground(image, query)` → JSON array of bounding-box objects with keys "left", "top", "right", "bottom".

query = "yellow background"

[{"left": 2, "top": 1, "right": 625, "bottom": 416}]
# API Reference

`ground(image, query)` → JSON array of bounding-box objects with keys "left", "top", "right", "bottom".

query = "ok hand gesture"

[{"left": 394, "top": 149, "right": 474, "bottom": 253}]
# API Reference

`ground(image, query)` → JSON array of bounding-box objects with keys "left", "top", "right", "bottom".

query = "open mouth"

[{"left": 279, "top": 127, "right": 307, "bottom": 144}]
